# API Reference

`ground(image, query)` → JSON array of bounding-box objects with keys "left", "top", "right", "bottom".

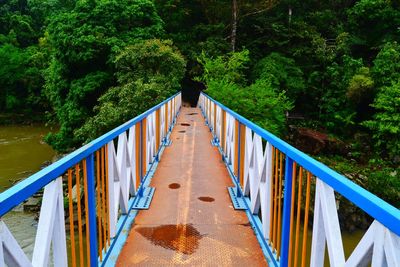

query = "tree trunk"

[{"left": 231, "top": 0, "right": 238, "bottom": 52}]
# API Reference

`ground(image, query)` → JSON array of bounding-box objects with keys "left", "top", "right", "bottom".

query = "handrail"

[
  {"left": 0, "top": 92, "right": 181, "bottom": 266},
  {"left": 200, "top": 92, "right": 400, "bottom": 267},
  {"left": 0, "top": 92, "right": 180, "bottom": 217},
  {"left": 200, "top": 92, "right": 400, "bottom": 236}
]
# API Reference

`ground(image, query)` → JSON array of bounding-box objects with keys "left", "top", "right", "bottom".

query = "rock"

[
  {"left": 40, "top": 161, "right": 52, "bottom": 169},
  {"left": 290, "top": 127, "right": 349, "bottom": 155},
  {"left": 23, "top": 197, "right": 41, "bottom": 212},
  {"left": 8, "top": 178, "right": 22, "bottom": 185},
  {"left": 68, "top": 184, "right": 81, "bottom": 204}
]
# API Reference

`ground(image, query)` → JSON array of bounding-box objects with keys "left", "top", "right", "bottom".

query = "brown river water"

[
  {"left": 0, "top": 125, "right": 364, "bottom": 265},
  {"left": 0, "top": 125, "right": 56, "bottom": 191}
]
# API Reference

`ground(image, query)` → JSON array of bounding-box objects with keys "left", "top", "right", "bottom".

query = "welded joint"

[
  {"left": 211, "top": 137, "right": 220, "bottom": 147},
  {"left": 162, "top": 137, "right": 172, "bottom": 147},
  {"left": 227, "top": 186, "right": 246, "bottom": 210}
]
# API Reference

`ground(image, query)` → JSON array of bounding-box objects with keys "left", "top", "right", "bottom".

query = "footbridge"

[{"left": 0, "top": 92, "right": 399, "bottom": 266}]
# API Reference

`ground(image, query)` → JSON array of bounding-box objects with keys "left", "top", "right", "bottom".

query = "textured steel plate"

[{"left": 116, "top": 107, "right": 268, "bottom": 266}]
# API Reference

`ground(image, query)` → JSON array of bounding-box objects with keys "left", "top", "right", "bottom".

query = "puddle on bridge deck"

[
  {"left": 168, "top": 183, "right": 181, "bottom": 189},
  {"left": 178, "top": 130, "right": 186, "bottom": 133},
  {"left": 186, "top": 113, "right": 198, "bottom": 115},
  {"left": 135, "top": 224, "right": 203, "bottom": 255},
  {"left": 198, "top": 196, "right": 215, "bottom": 202},
  {"left": 180, "top": 123, "right": 191, "bottom": 126}
]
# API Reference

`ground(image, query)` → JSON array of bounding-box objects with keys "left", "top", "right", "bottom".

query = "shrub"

[
  {"left": 198, "top": 50, "right": 292, "bottom": 136},
  {"left": 363, "top": 80, "right": 400, "bottom": 160}
]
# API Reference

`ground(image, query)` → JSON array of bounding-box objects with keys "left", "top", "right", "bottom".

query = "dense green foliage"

[
  {"left": 0, "top": 0, "right": 399, "bottom": 206},
  {"left": 198, "top": 50, "right": 292, "bottom": 135},
  {"left": 0, "top": 0, "right": 53, "bottom": 113},
  {"left": 0, "top": 44, "right": 45, "bottom": 112},
  {"left": 76, "top": 39, "right": 185, "bottom": 141},
  {"left": 43, "top": 0, "right": 165, "bottom": 150},
  {"left": 364, "top": 81, "right": 400, "bottom": 159},
  {"left": 252, "top": 52, "right": 305, "bottom": 101}
]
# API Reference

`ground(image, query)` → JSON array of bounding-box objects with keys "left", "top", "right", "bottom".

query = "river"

[
  {"left": 0, "top": 125, "right": 365, "bottom": 265},
  {"left": 0, "top": 125, "right": 56, "bottom": 191}
]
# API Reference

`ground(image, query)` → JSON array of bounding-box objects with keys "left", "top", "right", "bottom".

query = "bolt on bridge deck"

[{"left": 116, "top": 107, "right": 267, "bottom": 266}]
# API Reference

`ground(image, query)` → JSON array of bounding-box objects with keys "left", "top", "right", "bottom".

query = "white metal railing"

[
  {"left": 200, "top": 92, "right": 400, "bottom": 267},
  {"left": 0, "top": 93, "right": 181, "bottom": 266}
]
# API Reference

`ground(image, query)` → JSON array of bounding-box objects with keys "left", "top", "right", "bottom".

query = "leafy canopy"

[
  {"left": 76, "top": 39, "right": 186, "bottom": 141},
  {"left": 198, "top": 50, "right": 293, "bottom": 136},
  {"left": 44, "top": 0, "right": 165, "bottom": 151},
  {"left": 363, "top": 80, "right": 400, "bottom": 159}
]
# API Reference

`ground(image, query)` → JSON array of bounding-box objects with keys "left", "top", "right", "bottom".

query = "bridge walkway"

[{"left": 116, "top": 107, "right": 267, "bottom": 266}]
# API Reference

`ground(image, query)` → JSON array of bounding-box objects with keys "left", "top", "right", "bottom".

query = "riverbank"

[{"left": 0, "top": 113, "right": 47, "bottom": 125}]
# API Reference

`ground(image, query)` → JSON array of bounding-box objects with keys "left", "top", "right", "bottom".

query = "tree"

[
  {"left": 230, "top": 0, "right": 280, "bottom": 51},
  {"left": 252, "top": 52, "right": 305, "bottom": 102},
  {"left": 0, "top": 44, "right": 45, "bottom": 112},
  {"left": 371, "top": 41, "right": 400, "bottom": 88},
  {"left": 44, "top": 0, "right": 165, "bottom": 151},
  {"left": 347, "top": 67, "right": 374, "bottom": 106},
  {"left": 198, "top": 50, "right": 292, "bottom": 135},
  {"left": 316, "top": 55, "right": 364, "bottom": 132},
  {"left": 347, "top": 0, "right": 400, "bottom": 58},
  {"left": 363, "top": 80, "right": 400, "bottom": 160},
  {"left": 76, "top": 39, "right": 186, "bottom": 141}
]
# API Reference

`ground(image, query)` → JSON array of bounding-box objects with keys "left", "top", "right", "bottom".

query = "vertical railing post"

[
  {"left": 169, "top": 100, "right": 173, "bottom": 131},
  {"left": 204, "top": 96, "right": 206, "bottom": 118},
  {"left": 155, "top": 108, "right": 161, "bottom": 161},
  {"left": 172, "top": 98, "right": 175, "bottom": 124},
  {"left": 85, "top": 154, "right": 99, "bottom": 266},
  {"left": 213, "top": 102, "right": 217, "bottom": 134},
  {"left": 165, "top": 101, "right": 168, "bottom": 140},
  {"left": 234, "top": 120, "right": 239, "bottom": 177},
  {"left": 280, "top": 156, "right": 294, "bottom": 267},
  {"left": 207, "top": 98, "right": 209, "bottom": 123},
  {"left": 235, "top": 121, "right": 242, "bottom": 197},
  {"left": 143, "top": 118, "right": 147, "bottom": 176},
  {"left": 221, "top": 109, "right": 226, "bottom": 155},
  {"left": 205, "top": 98, "right": 208, "bottom": 124},
  {"left": 209, "top": 100, "right": 211, "bottom": 127},
  {"left": 239, "top": 123, "right": 246, "bottom": 188},
  {"left": 138, "top": 119, "right": 144, "bottom": 197},
  {"left": 134, "top": 124, "right": 141, "bottom": 193}
]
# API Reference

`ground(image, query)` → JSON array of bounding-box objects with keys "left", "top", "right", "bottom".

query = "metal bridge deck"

[{"left": 116, "top": 107, "right": 267, "bottom": 266}]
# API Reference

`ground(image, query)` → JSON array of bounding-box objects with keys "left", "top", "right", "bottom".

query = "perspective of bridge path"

[
  {"left": 116, "top": 107, "right": 267, "bottom": 266},
  {"left": 1, "top": 92, "right": 399, "bottom": 267}
]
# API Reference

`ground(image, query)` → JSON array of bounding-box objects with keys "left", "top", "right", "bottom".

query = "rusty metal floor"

[{"left": 116, "top": 107, "right": 268, "bottom": 266}]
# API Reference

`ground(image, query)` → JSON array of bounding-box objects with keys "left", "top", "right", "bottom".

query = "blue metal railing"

[
  {"left": 1, "top": 90, "right": 398, "bottom": 266},
  {"left": 0, "top": 92, "right": 181, "bottom": 266},
  {"left": 0, "top": 92, "right": 180, "bottom": 217},
  {"left": 199, "top": 92, "right": 400, "bottom": 267}
]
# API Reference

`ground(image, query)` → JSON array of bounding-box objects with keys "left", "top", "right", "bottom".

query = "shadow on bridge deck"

[{"left": 116, "top": 107, "right": 267, "bottom": 266}]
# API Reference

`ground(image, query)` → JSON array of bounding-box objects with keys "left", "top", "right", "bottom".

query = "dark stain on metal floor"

[{"left": 135, "top": 224, "right": 203, "bottom": 255}]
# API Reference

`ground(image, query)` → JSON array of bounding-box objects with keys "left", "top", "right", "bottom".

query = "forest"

[{"left": 0, "top": 0, "right": 399, "bottom": 209}]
